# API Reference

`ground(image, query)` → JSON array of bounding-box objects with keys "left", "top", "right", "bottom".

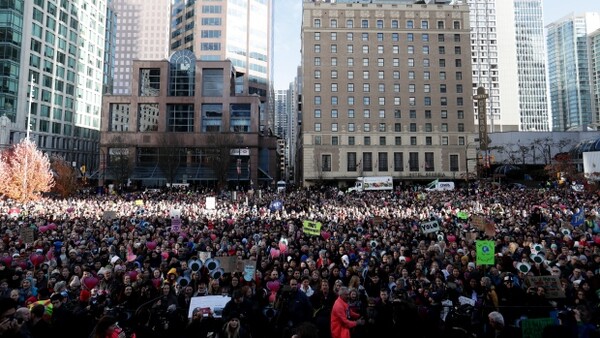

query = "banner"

[
  {"left": 302, "top": 220, "right": 322, "bottom": 236},
  {"left": 525, "top": 275, "right": 565, "bottom": 299},
  {"left": 419, "top": 220, "right": 440, "bottom": 234},
  {"left": 475, "top": 240, "right": 495, "bottom": 265},
  {"left": 571, "top": 207, "right": 584, "bottom": 227},
  {"left": 457, "top": 211, "right": 469, "bottom": 220}
]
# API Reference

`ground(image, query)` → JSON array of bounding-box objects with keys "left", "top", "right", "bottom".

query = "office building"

[
  {"left": 111, "top": 0, "right": 171, "bottom": 95},
  {"left": 169, "top": 0, "right": 274, "bottom": 133},
  {"left": 100, "top": 51, "right": 278, "bottom": 188},
  {"left": 0, "top": 0, "right": 108, "bottom": 172},
  {"left": 547, "top": 12, "right": 600, "bottom": 131},
  {"left": 589, "top": 28, "right": 600, "bottom": 129},
  {"left": 301, "top": 1, "right": 476, "bottom": 187}
]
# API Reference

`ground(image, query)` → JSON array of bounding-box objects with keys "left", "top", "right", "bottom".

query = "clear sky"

[{"left": 273, "top": 0, "right": 599, "bottom": 90}]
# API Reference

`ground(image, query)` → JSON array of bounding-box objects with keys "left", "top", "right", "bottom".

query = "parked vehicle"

[{"left": 347, "top": 176, "right": 393, "bottom": 193}]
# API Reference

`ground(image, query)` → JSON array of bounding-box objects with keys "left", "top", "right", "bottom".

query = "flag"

[
  {"left": 571, "top": 207, "right": 584, "bottom": 227},
  {"left": 476, "top": 240, "right": 495, "bottom": 265},
  {"left": 269, "top": 200, "right": 283, "bottom": 211},
  {"left": 425, "top": 179, "right": 439, "bottom": 189}
]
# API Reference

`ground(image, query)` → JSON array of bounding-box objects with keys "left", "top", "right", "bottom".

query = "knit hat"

[{"left": 70, "top": 276, "right": 81, "bottom": 288}]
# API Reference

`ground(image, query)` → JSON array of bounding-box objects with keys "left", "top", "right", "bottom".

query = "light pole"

[
  {"left": 465, "top": 141, "right": 478, "bottom": 196},
  {"left": 22, "top": 75, "right": 35, "bottom": 201}
]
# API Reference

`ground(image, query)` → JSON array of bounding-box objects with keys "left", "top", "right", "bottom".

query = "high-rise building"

[
  {"left": 591, "top": 29, "right": 600, "bottom": 128},
  {"left": 300, "top": 1, "right": 476, "bottom": 186},
  {"left": 467, "top": 0, "right": 548, "bottom": 132},
  {"left": 547, "top": 12, "right": 600, "bottom": 131},
  {"left": 0, "top": 0, "right": 109, "bottom": 171},
  {"left": 169, "top": 0, "right": 274, "bottom": 133},
  {"left": 110, "top": 0, "right": 171, "bottom": 95}
]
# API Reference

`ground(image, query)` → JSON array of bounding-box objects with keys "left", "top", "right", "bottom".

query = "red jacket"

[{"left": 330, "top": 296, "right": 360, "bottom": 338}]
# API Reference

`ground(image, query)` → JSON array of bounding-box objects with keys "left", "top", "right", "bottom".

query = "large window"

[
  {"left": 109, "top": 103, "right": 130, "bottom": 132},
  {"left": 139, "top": 69, "right": 161, "bottom": 96},
  {"left": 363, "top": 152, "right": 372, "bottom": 172},
  {"left": 169, "top": 51, "right": 196, "bottom": 96},
  {"left": 378, "top": 152, "right": 388, "bottom": 171},
  {"left": 167, "top": 104, "right": 194, "bottom": 132},
  {"left": 394, "top": 152, "right": 404, "bottom": 171},
  {"left": 409, "top": 152, "right": 419, "bottom": 171},
  {"left": 201, "top": 68, "right": 223, "bottom": 97},
  {"left": 321, "top": 154, "right": 331, "bottom": 172},
  {"left": 201, "top": 104, "right": 222, "bottom": 132},
  {"left": 230, "top": 104, "right": 251, "bottom": 132},
  {"left": 348, "top": 152, "right": 357, "bottom": 172},
  {"left": 138, "top": 103, "right": 159, "bottom": 132},
  {"left": 424, "top": 152, "right": 434, "bottom": 171}
]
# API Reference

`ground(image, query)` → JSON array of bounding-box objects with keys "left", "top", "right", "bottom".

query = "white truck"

[
  {"left": 347, "top": 176, "right": 393, "bottom": 193},
  {"left": 424, "top": 180, "right": 455, "bottom": 191}
]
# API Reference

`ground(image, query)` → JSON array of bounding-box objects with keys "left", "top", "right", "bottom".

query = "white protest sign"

[
  {"left": 419, "top": 220, "right": 440, "bottom": 234},
  {"left": 206, "top": 197, "right": 216, "bottom": 210},
  {"left": 188, "top": 295, "right": 231, "bottom": 318}
]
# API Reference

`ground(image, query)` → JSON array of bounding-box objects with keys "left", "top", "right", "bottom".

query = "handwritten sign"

[
  {"left": 206, "top": 197, "right": 216, "bottom": 210},
  {"left": 419, "top": 220, "right": 440, "bottom": 234},
  {"left": 20, "top": 227, "right": 34, "bottom": 243},
  {"left": 521, "top": 318, "right": 555, "bottom": 338},
  {"left": 525, "top": 276, "right": 565, "bottom": 299}
]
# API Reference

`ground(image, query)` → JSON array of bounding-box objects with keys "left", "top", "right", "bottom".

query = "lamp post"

[
  {"left": 465, "top": 141, "right": 479, "bottom": 196},
  {"left": 22, "top": 75, "right": 35, "bottom": 201}
]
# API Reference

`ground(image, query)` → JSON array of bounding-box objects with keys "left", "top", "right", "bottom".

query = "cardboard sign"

[
  {"left": 525, "top": 276, "right": 565, "bottom": 299},
  {"left": 20, "top": 227, "right": 34, "bottom": 243},
  {"left": 302, "top": 220, "right": 322, "bottom": 236}
]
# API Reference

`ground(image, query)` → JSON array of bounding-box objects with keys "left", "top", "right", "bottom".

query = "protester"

[{"left": 0, "top": 183, "right": 598, "bottom": 338}]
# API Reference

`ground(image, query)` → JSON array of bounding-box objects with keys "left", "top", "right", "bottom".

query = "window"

[
  {"left": 314, "top": 32, "right": 320, "bottom": 40},
  {"left": 424, "top": 97, "right": 431, "bottom": 106},
  {"left": 392, "top": 33, "right": 399, "bottom": 42},
  {"left": 442, "top": 136, "right": 449, "bottom": 145},
  {"left": 314, "top": 57, "right": 321, "bottom": 66},
  {"left": 315, "top": 83, "right": 321, "bottom": 92},
  {"left": 453, "top": 21, "right": 460, "bottom": 29},
  {"left": 421, "top": 21, "right": 428, "bottom": 29},
  {"left": 315, "top": 123, "right": 321, "bottom": 132},
  {"left": 437, "top": 21, "right": 445, "bottom": 29},
  {"left": 395, "top": 110, "right": 401, "bottom": 118},
  {"left": 363, "top": 123, "right": 370, "bottom": 132},
  {"left": 423, "top": 46, "right": 429, "bottom": 54},
  {"left": 363, "top": 84, "right": 370, "bottom": 92},
  {"left": 346, "top": 19, "right": 353, "bottom": 28},
  {"left": 424, "top": 152, "right": 434, "bottom": 171},
  {"left": 439, "top": 46, "right": 445, "bottom": 54},
  {"left": 409, "top": 97, "right": 416, "bottom": 106},
  {"left": 315, "top": 136, "right": 321, "bottom": 145},
  {"left": 456, "top": 72, "right": 462, "bottom": 80},
  {"left": 408, "top": 84, "right": 415, "bottom": 93},
  {"left": 363, "top": 97, "right": 370, "bottom": 105},
  {"left": 314, "top": 70, "right": 321, "bottom": 79},
  {"left": 455, "top": 59, "right": 462, "bottom": 67},
  {"left": 394, "top": 152, "right": 404, "bottom": 171},
  {"left": 331, "top": 83, "right": 338, "bottom": 92},
  {"left": 348, "top": 109, "right": 355, "bottom": 118},
  {"left": 378, "top": 97, "right": 385, "bottom": 105},
  {"left": 406, "top": 20, "right": 414, "bottom": 29},
  {"left": 441, "top": 110, "right": 448, "bottom": 119},
  {"left": 409, "top": 123, "right": 417, "bottom": 132},
  {"left": 408, "top": 59, "right": 415, "bottom": 67},
  {"left": 379, "top": 109, "right": 385, "bottom": 118},
  {"left": 394, "top": 123, "right": 402, "bottom": 132},
  {"left": 409, "top": 152, "right": 419, "bottom": 171},
  {"left": 449, "top": 154, "right": 459, "bottom": 171},
  {"left": 362, "top": 33, "right": 369, "bottom": 41},
  {"left": 425, "top": 123, "right": 432, "bottom": 132},
  {"left": 364, "top": 137, "right": 371, "bottom": 146},
  {"left": 458, "top": 123, "right": 464, "bottom": 132},
  {"left": 347, "top": 57, "right": 354, "bottom": 66},
  {"left": 441, "top": 123, "right": 448, "bottom": 132},
  {"left": 440, "top": 84, "right": 447, "bottom": 93},
  {"left": 314, "top": 19, "right": 321, "bottom": 27},
  {"left": 424, "top": 84, "right": 431, "bottom": 93},
  {"left": 393, "top": 58, "right": 399, "bottom": 67},
  {"left": 377, "top": 20, "right": 383, "bottom": 29},
  {"left": 331, "top": 123, "right": 338, "bottom": 132},
  {"left": 439, "top": 59, "right": 445, "bottom": 67},
  {"left": 362, "top": 45, "right": 369, "bottom": 54},
  {"left": 331, "top": 97, "right": 338, "bottom": 105},
  {"left": 393, "top": 71, "right": 400, "bottom": 79},
  {"left": 348, "top": 123, "right": 355, "bottom": 132},
  {"left": 378, "top": 152, "right": 388, "bottom": 171},
  {"left": 331, "top": 57, "right": 337, "bottom": 66},
  {"left": 363, "top": 71, "right": 369, "bottom": 80},
  {"left": 348, "top": 152, "right": 357, "bottom": 171},
  {"left": 441, "top": 97, "right": 447, "bottom": 106},
  {"left": 407, "top": 33, "right": 414, "bottom": 42},
  {"left": 168, "top": 104, "right": 194, "bottom": 132},
  {"left": 454, "top": 46, "right": 461, "bottom": 55},
  {"left": 377, "top": 33, "right": 383, "bottom": 42},
  {"left": 408, "top": 71, "right": 415, "bottom": 79},
  {"left": 362, "top": 58, "right": 369, "bottom": 67},
  {"left": 409, "top": 110, "right": 416, "bottom": 119},
  {"left": 332, "top": 136, "right": 339, "bottom": 145},
  {"left": 456, "top": 84, "right": 463, "bottom": 93},
  {"left": 425, "top": 110, "right": 432, "bottom": 119},
  {"left": 423, "top": 59, "right": 430, "bottom": 67},
  {"left": 330, "top": 44, "right": 337, "bottom": 53},
  {"left": 347, "top": 45, "right": 353, "bottom": 53},
  {"left": 347, "top": 33, "right": 353, "bottom": 40},
  {"left": 331, "top": 70, "right": 338, "bottom": 79},
  {"left": 330, "top": 19, "right": 337, "bottom": 28},
  {"left": 457, "top": 110, "right": 464, "bottom": 119},
  {"left": 438, "top": 34, "right": 445, "bottom": 42},
  {"left": 425, "top": 137, "right": 432, "bottom": 146},
  {"left": 377, "top": 58, "right": 384, "bottom": 67},
  {"left": 363, "top": 109, "right": 370, "bottom": 118},
  {"left": 359, "top": 152, "right": 372, "bottom": 174},
  {"left": 348, "top": 71, "right": 354, "bottom": 80},
  {"left": 392, "top": 19, "right": 399, "bottom": 28},
  {"left": 321, "top": 155, "right": 331, "bottom": 172},
  {"left": 314, "top": 109, "right": 321, "bottom": 118},
  {"left": 348, "top": 84, "right": 354, "bottom": 92},
  {"left": 314, "top": 96, "right": 321, "bottom": 105},
  {"left": 361, "top": 19, "right": 369, "bottom": 28},
  {"left": 408, "top": 46, "right": 414, "bottom": 54},
  {"left": 457, "top": 97, "right": 463, "bottom": 106},
  {"left": 331, "top": 32, "right": 337, "bottom": 40},
  {"left": 377, "top": 45, "right": 384, "bottom": 54},
  {"left": 439, "top": 71, "right": 446, "bottom": 80},
  {"left": 331, "top": 109, "right": 338, "bottom": 118},
  {"left": 378, "top": 123, "right": 386, "bottom": 132}
]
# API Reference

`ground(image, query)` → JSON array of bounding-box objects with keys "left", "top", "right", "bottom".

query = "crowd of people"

[{"left": 0, "top": 182, "right": 599, "bottom": 338}]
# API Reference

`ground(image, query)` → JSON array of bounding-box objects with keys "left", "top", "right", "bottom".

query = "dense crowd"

[{"left": 0, "top": 182, "right": 599, "bottom": 338}]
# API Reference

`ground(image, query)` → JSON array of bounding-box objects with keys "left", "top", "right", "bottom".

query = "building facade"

[
  {"left": 0, "top": 0, "right": 108, "bottom": 171},
  {"left": 590, "top": 28, "right": 600, "bottom": 129},
  {"left": 110, "top": 0, "right": 171, "bottom": 95},
  {"left": 100, "top": 51, "right": 278, "bottom": 188},
  {"left": 301, "top": 1, "right": 476, "bottom": 187},
  {"left": 169, "top": 0, "right": 274, "bottom": 133},
  {"left": 547, "top": 12, "right": 600, "bottom": 131}
]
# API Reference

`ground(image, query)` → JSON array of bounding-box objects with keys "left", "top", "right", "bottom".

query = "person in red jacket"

[{"left": 330, "top": 286, "right": 365, "bottom": 338}]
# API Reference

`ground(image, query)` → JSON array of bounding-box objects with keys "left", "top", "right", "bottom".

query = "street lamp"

[
  {"left": 22, "top": 75, "right": 35, "bottom": 201},
  {"left": 465, "top": 141, "right": 479, "bottom": 196}
]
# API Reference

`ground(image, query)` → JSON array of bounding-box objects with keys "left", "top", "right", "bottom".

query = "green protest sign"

[
  {"left": 521, "top": 318, "right": 555, "bottom": 338},
  {"left": 476, "top": 240, "right": 495, "bottom": 265},
  {"left": 302, "top": 220, "right": 322, "bottom": 236}
]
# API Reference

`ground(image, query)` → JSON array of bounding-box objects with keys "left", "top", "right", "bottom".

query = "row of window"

[
  {"left": 312, "top": 82, "right": 464, "bottom": 94},
  {"left": 313, "top": 56, "right": 464, "bottom": 68},
  {"left": 312, "top": 108, "right": 465, "bottom": 120},
  {"left": 313, "top": 122, "right": 465, "bottom": 133},
  {"left": 314, "top": 44, "right": 462, "bottom": 55},
  {"left": 314, "top": 32, "right": 461, "bottom": 43},
  {"left": 319, "top": 152, "right": 461, "bottom": 173},
  {"left": 313, "top": 18, "right": 462, "bottom": 30},
  {"left": 313, "top": 95, "right": 466, "bottom": 106}
]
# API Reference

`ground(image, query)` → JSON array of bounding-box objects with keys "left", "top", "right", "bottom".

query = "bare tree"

[
  {"left": 157, "top": 133, "right": 185, "bottom": 186},
  {"left": 105, "top": 135, "right": 132, "bottom": 186},
  {"left": 531, "top": 138, "right": 554, "bottom": 165},
  {"left": 205, "top": 133, "right": 240, "bottom": 189}
]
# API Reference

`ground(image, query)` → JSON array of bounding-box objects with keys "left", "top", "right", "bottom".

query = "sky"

[{"left": 272, "top": 0, "right": 600, "bottom": 90}]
